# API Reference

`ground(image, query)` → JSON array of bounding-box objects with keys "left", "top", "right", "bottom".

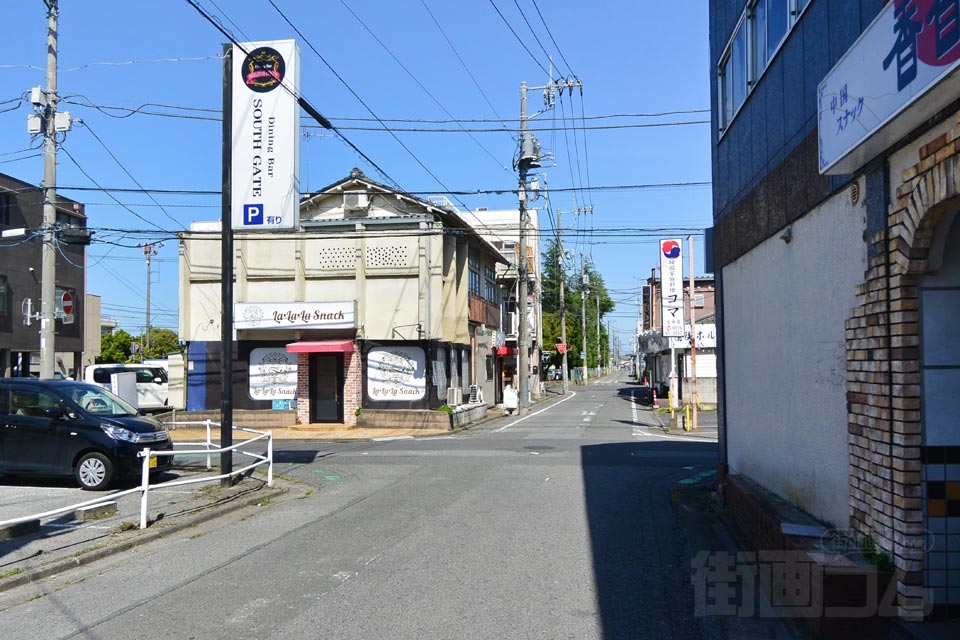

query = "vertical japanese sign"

[
  {"left": 231, "top": 40, "right": 300, "bottom": 230},
  {"left": 819, "top": 0, "right": 960, "bottom": 174},
  {"left": 659, "top": 239, "right": 685, "bottom": 337}
]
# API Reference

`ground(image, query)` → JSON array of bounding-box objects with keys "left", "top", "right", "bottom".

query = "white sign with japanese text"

[
  {"left": 249, "top": 347, "right": 297, "bottom": 400},
  {"left": 669, "top": 324, "right": 717, "bottom": 349},
  {"left": 235, "top": 302, "right": 355, "bottom": 330},
  {"left": 819, "top": 1, "right": 960, "bottom": 174},
  {"left": 659, "top": 239, "right": 685, "bottom": 337},
  {"left": 231, "top": 40, "right": 300, "bottom": 230},
  {"left": 367, "top": 346, "right": 426, "bottom": 401}
]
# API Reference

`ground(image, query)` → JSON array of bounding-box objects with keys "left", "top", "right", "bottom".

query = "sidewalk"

[{"left": 650, "top": 405, "right": 719, "bottom": 440}]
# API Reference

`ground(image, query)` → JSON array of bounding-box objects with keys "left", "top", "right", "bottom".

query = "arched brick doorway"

[{"left": 846, "top": 117, "right": 960, "bottom": 620}]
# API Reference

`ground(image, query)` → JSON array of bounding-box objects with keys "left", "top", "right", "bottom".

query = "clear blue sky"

[{"left": 1, "top": 0, "right": 712, "bottom": 349}]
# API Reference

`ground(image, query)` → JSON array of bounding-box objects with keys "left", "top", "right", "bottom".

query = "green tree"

[
  {"left": 540, "top": 242, "right": 615, "bottom": 372},
  {"left": 97, "top": 329, "right": 134, "bottom": 364},
  {"left": 142, "top": 327, "right": 181, "bottom": 360}
]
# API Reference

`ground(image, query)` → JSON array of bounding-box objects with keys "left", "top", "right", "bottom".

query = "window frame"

[
  {"left": 0, "top": 275, "right": 6, "bottom": 317},
  {"left": 468, "top": 256, "right": 481, "bottom": 297},
  {"left": 717, "top": 0, "right": 814, "bottom": 138}
]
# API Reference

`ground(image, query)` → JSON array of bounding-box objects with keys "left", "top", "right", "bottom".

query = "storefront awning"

[
  {"left": 286, "top": 340, "right": 355, "bottom": 353},
  {"left": 495, "top": 346, "right": 518, "bottom": 356}
]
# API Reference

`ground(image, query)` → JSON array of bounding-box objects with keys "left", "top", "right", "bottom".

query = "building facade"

[
  {"left": 456, "top": 206, "right": 542, "bottom": 402},
  {"left": 179, "top": 169, "right": 505, "bottom": 426},
  {"left": 0, "top": 173, "right": 87, "bottom": 378},
  {"left": 711, "top": 0, "right": 960, "bottom": 621}
]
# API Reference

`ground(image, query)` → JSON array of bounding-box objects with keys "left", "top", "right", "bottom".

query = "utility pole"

[
  {"left": 688, "top": 235, "right": 699, "bottom": 431},
  {"left": 556, "top": 208, "right": 568, "bottom": 394},
  {"left": 555, "top": 207, "right": 590, "bottom": 393},
  {"left": 517, "top": 75, "right": 582, "bottom": 408},
  {"left": 517, "top": 81, "right": 532, "bottom": 414},
  {"left": 596, "top": 294, "right": 601, "bottom": 376},
  {"left": 580, "top": 254, "right": 588, "bottom": 384},
  {"left": 138, "top": 241, "right": 163, "bottom": 353},
  {"left": 38, "top": 0, "right": 59, "bottom": 380}
]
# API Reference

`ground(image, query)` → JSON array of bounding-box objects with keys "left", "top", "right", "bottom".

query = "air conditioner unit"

[
  {"left": 343, "top": 191, "right": 368, "bottom": 212},
  {"left": 446, "top": 387, "right": 462, "bottom": 406},
  {"left": 469, "top": 385, "right": 481, "bottom": 404}
]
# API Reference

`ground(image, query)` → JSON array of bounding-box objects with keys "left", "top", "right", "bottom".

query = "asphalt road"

[{"left": 0, "top": 374, "right": 718, "bottom": 640}]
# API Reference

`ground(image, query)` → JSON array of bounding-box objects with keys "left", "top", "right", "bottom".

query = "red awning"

[
  {"left": 495, "top": 346, "right": 518, "bottom": 356},
  {"left": 286, "top": 340, "right": 355, "bottom": 353}
]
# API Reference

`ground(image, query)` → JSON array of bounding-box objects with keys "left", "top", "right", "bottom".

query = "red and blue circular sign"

[{"left": 661, "top": 240, "right": 681, "bottom": 259}]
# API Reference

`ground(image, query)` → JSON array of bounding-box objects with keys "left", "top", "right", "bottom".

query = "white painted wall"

[{"left": 723, "top": 185, "right": 867, "bottom": 528}]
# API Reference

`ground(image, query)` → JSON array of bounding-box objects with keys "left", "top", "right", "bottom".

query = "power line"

[
  {"left": 531, "top": 0, "right": 576, "bottom": 77},
  {"left": 487, "top": 0, "right": 550, "bottom": 76},
  {"left": 58, "top": 145, "right": 169, "bottom": 232},
  {"left": 33, "top": 180, "right": 710, "bottom": 197},
  {"left": 184, "top": 0, "right": 402, "bottom": 188},
  {"left": 79, "top": 122, "right": 186, "bottom": 230},
  {"left": 512, "top": 0, "right": 552, "bottom": 66},
  {"left": 418, "top": 0, "right": 514, "bottom": 138},
  {"left": 336, "top": 0, "right": 510, "bottom": 172}
]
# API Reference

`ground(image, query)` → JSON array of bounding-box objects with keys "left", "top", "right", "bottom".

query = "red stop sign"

[{"left": 61, "top": 291, "right": 73, "bottom": 315}]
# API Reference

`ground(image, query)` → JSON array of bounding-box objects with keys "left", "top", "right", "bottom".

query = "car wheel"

[{"left": 75, "top": 452, "right": 114, "bottom": 491}]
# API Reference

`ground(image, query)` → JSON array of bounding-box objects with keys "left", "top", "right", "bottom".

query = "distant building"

[
  {"left": 638, "top": 275, "right": 717, "bottom": 407},
  {"left": 0, "top": 172, "right": 87, "bottom": 378},
  {"left": 455, "top": 206, "right": 542, "bottom": 402}
]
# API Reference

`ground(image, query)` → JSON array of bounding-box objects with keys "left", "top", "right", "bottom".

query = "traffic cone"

[{"left": 652, "top": 388, "right": 659, "bottom": 409}]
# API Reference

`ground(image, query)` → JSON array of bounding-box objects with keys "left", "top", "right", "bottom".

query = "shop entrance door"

[{"left": 310, "top": 353, "right": 343, "bottom": 423}]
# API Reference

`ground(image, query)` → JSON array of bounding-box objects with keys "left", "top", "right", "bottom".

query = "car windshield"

[{"left": 69, "top": 384, "right": 139, "bottom": 417}]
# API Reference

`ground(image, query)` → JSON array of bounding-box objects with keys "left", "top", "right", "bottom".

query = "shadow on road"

[{"left": 580, "top": 441, "right": 709, "bottom": 639}]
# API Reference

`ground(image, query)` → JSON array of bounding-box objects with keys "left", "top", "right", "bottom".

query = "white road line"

[
  {"left": 494, "top": 391, "right": 578, "bottom": 432},
  {"left": 630, "top": 388, "right": 694, "bottom": 441},
  {"left": 372, "top": 435, "right": 415, "bottom": 442}
]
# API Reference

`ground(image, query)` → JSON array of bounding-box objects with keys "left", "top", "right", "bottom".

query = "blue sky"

[{"left": 1, "top": 1, "right": 712, "bottom": 350}]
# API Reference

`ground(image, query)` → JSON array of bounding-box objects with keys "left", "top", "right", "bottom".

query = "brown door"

[{"left": 310, "top": 354, "right": 343, "bottom": 423}]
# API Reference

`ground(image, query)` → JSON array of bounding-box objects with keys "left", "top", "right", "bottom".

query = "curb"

[{"left": 0, "top": 482, "right": 289, "bottom": 594}]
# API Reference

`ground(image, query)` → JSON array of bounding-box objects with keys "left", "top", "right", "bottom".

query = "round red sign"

[{"left": 61, "top": 291, "right": 73, "bottom": 315}]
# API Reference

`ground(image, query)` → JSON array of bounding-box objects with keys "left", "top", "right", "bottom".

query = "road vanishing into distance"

[{"left": 0, "top": 374, "right": 718, "bottom": 639}]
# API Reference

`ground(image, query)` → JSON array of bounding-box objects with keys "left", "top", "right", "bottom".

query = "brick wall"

[
  {"left": 845, "top": 111, "right": 960, "bottom": 620},
  {"left": 294, "top": 351, "right": 362, "bottom": 427}
]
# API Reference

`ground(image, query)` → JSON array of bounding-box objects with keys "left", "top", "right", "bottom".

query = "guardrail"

[{"left": 0, "top": 421, "right": 273, "bottom": 532}]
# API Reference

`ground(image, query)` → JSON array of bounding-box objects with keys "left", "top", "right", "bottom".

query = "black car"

[{"left": 0, "top": 379, "right": 173, "bottom": 490}]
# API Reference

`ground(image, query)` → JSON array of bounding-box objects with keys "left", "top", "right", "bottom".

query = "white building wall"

[{"left": 723, "top": 185, "right": 867, "bottom": 528}]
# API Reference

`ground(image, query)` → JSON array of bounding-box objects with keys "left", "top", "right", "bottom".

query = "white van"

[{"left": 84, "top": 364, "right": 169, "bottom": 411}]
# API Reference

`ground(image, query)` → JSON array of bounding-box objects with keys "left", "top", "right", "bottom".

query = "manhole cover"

[{"left": 523, "top": 446, "right": 555, "bottom": 451}]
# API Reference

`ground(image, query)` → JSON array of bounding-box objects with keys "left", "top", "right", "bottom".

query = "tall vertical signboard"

[
  {"left": 659, "top": 239, "right": 685, "bottom": 337},
  {"left": 231, "top": 40, "right": 300, "bottom": 230}
]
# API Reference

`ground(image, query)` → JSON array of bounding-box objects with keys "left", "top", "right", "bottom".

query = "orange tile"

[
  {"left": 947, "top": 483, "right": 960, "bottom": 500},
  {"left": 928, "top": 500, "right": 948, "bottom": 517}
]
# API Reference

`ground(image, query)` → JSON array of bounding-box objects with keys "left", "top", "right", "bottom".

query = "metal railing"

[{"left": 0, "top": 421, "right": 273, "bottom": 532}]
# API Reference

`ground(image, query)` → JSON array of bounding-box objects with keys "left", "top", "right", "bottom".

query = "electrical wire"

[
  {"left": 336, "top": 0, "right": 510, "bottom": 172},
  {"left": 58, "top": 145, "right": 173, "bottom": 233},
  {"left": 79, "top": 121, "right": 186, "bottom": 230},
  {"left": 418, "top": 0, "right": 514, "bottom": 139},
  {"left": 487, "top": 0, "right": 550, "bottom": 76},
  {"left": 531, "top": 0, "right": 576, "bottom": 77},
  {"left": 16, "top": 180, "right": 709, "bottom": 198},
  {"left": 512, "top": 0, "right": 552, "bottom": 67}
]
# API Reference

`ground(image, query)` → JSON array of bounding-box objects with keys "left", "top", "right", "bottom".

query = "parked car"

[
  {"left": 84, "top": 364, "right": 169, "bottom": 411},
  {"left": 0, "top": 379, "right": 173, "bottom": 490}
]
